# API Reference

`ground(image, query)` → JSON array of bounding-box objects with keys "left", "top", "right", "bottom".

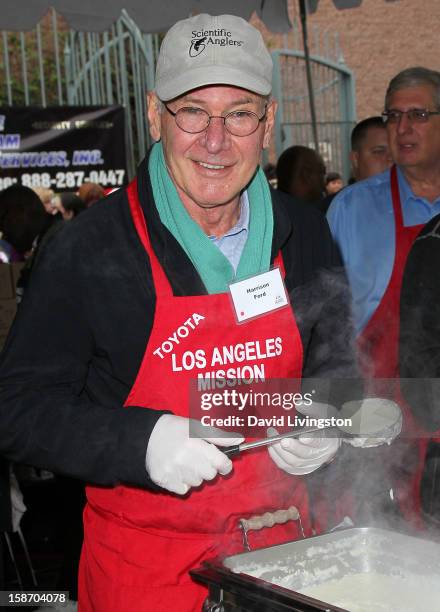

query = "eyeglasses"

[
  {"left": 382, "top": 108, "right": 440, "bottom": 124},
  {"left": 163, "top": 103, "right": 268, "bottom": 137}
]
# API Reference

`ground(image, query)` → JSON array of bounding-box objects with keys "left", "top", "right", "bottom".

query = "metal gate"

[
  {"left": 271, "top": 22, "right": 356, "bottom": 181},
  {"left": 0, "top": 9, "right": 158, "bottom": 178}
]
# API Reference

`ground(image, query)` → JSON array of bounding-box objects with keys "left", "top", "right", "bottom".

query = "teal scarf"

[{"left": 148, "top": 142, "right": 273, "bottom": 294}]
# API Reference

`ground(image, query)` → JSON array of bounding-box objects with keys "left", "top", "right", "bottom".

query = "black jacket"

[
  {"left": 400, "top": 213, "right": 440, "bottom": 432},
  {"left": 0, "top": 156, "right": 355, "bottom": 489}
]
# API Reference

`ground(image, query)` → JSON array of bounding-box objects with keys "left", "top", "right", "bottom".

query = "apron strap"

[
  {"left": 390, "top": 164, "right": 404, "bottom": 230},
  {"left": 390, "top": 164, "right": 424, "bottom": 262},
  {"left": 274, "top": 251, "right": 285, "bottom": 279},
  {"left": 126, "top": 179, "right": 173, "bottom": 298}
]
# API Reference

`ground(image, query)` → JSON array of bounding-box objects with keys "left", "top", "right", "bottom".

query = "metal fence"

[
  {"left": 272, "top": 18, "right": 356, "bottom": 181},
  {"left": 272, "top": 49, "right": 356, "bottom": 181}
]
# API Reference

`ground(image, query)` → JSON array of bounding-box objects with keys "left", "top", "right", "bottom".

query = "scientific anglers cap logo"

[
  {"left": 190, "top": 36, "right": 207, "bottom": 57},
  {"left": 189, "top": 28, "right": 243, "bottom": 57}
]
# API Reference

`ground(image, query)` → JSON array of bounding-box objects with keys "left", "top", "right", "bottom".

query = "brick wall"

[
  {"left": 254, "top": 0, "right": 440, "bottom": 121},
  {"left": 303, "top": 0, "right": 440, "bottom": 120}
]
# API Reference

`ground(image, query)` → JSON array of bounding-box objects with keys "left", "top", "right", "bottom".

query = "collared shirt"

[
  {"left": 327, "top": 166, "right": 440, "bottom": 335},
  {"left": 209, "top": 190, "right": 249, "bottom": 273}
]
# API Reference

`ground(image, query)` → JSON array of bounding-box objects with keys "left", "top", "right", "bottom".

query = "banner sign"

[{"left": 0, "top": 106, "right": 127, "bottom": 192}]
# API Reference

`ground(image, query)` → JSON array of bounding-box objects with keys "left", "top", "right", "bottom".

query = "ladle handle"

[
  {"left": 223, "top": 445, "right": 240, "bottom": 457},
  {"left": 222, "top": 425, "right": 325, "bottom": 457}
]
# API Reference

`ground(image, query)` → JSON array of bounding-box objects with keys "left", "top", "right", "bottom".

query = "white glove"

[
  {"left": 267, "top": 402, "right": 341, "bottom": 475},
  {"left": 146, "top": 415, "right": 244, "bottom": 495},
  {"left": 10, "top": 471, "right": 27, "bottom": 532}
]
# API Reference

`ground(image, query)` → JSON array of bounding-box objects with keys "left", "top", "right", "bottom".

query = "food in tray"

[
  {"left": 225, "top": 528, "right": 440, "bottom": 612},
  {"left": 297, "top": 571, "right": 440, "bottom": 612}
]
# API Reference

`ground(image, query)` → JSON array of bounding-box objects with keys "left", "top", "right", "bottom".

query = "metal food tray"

[{"left": 192, "top": 527, "right": 440, "bottom": 611}]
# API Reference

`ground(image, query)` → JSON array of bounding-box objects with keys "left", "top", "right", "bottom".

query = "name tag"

[{"left": 229, "top": 267, "right": 289, "bottom": 323}]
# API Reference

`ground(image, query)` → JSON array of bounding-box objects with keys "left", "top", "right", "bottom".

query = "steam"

[
  {"left": 287, "top": 267, "right": 425, "bottom": 533},
  {"left": 290, "top": 267, "right": 358, "bottom": 377},
  {"left": 289, "top": 266, "right": 362, "bottom": 405}
]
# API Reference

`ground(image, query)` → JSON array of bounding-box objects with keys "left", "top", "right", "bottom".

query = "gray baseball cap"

[{"left": 155, "top": 14, "right": 273, "bottom": 101}]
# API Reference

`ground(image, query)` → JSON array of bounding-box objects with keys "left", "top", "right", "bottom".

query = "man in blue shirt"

[
  {"left": 327, "top": 67, "right": 440, "bottom": 528},
  {"left": 328, "top": 67, "right": 440, "bottom": 342},
  {"left": 328, "top": 165, "right": 440, "bottom": 336}
]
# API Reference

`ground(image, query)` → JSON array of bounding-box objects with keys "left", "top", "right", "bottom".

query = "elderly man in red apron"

[
  {"left": 79, "top": 15, "right": 342, "bottom": 610},
  {"left": 0, "top": 14, "right": 349, "bottom": 612}
]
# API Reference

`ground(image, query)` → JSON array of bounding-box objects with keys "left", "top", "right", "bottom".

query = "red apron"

[
  {"left": 78, "top": 181, "right": 311, "bottom": 612},
  {"left": 357, "top": 164, "right": 426, "bottom": 528}
]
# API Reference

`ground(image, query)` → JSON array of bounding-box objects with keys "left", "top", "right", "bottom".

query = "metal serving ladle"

[{"left": 223, "top": 398, "right": 402, "bottom": 457}]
